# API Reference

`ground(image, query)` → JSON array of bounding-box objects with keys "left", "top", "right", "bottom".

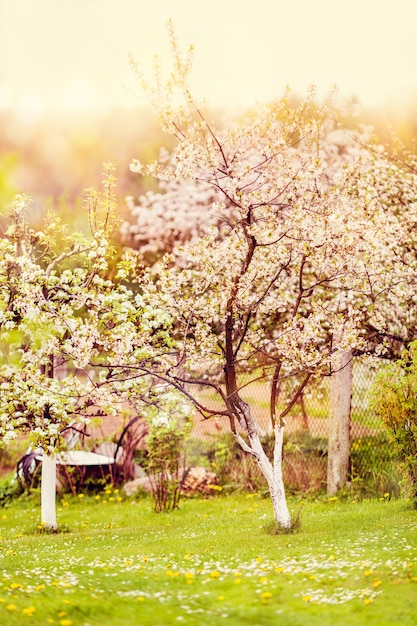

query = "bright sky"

[{"left": 0, "top": 0, "right": 416, "bottom": 117}]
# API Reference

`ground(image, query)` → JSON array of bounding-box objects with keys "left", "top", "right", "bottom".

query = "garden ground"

[{"left": 0, "top": 492, "right": 416, "bottom": 625}]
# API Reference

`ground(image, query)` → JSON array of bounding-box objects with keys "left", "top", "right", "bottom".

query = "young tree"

[
  {"left": 127, "top": 28, "right": 402, "bottom": 527},
  {"left": 0, "top": 168, "right": 172, "bottom": 528}
]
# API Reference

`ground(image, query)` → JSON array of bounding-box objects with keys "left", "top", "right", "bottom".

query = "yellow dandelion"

[
  {"left": 7, "top": 603, "right": 17, "bottom": 610},
  {"left": 22, "top": 606, "right": 36, "bottom": 615},
  {"left": 364, "top": 598, "right": 373, "bottom": 605},
  {"left": 373, "top": 579, "right": 382, "bottom": 588},
  {"left": 261, "top": 592, "right": 272, "bottom": 600},
  {"left": 302, "top": 595, "right": 312, "bottom": 602},
  {"left": 210, "top": 570, "right": 221, "bottom": 579},
  {"left": 10, "top": 582, "right": 21, "bottom": 590}
]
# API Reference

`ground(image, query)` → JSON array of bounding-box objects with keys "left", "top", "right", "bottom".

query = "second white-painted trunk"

[
  {"left": 41, "top": 454, "right": 58, "bottom": 530},
  {"left": 327, "top": 346, "right": 353, "bottom": 495}
]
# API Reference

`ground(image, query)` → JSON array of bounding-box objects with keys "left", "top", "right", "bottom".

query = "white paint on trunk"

[
  {"left": 236, "top": 421, "right": 291, "bottom": 528},
  {"left": 327, "top": 344, "right": 353, "bottom": 495},
  {"left": 41, "top": 454, "right": 57, "bottom": 530}
]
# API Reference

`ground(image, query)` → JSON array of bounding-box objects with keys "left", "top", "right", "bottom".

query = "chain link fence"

[{"left": 187, "top": 358, "right": 400, "bottom": 495}]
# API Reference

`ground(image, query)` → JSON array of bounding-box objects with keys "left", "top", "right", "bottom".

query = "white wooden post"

[{"left": 41, "top": 454, "right": 58, "bottom": 530}]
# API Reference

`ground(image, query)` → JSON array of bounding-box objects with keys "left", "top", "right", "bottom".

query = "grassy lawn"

[{"left": 1, "top": 492, "right": 416, "bottom": 625}]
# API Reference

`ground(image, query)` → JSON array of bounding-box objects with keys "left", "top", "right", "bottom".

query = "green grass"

[{"left": 1, "top": 492, "right": 416, "bottom": 625}]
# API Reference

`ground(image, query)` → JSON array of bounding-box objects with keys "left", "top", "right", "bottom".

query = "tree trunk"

[
  {"left": 327, "top": 346, "right": 353, "bottom": 495},
  {"left": 41, "top": 453, "right": 58, "bottom": 530},
  {"left": 236, "top": 422, "right": 291, "bottom": 528}
]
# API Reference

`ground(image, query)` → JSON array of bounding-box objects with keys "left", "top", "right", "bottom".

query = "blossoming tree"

[
  {"left": 127, "top": 29, "right": 404, "bottom": 528},
  {"left": 124, "top": 93, "right": 417, "bottom": 498},
  {"left": 0, "top": 168, "right": 172, "bottom": 528}
]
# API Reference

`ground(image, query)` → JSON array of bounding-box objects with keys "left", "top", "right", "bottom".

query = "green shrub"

[
  {"left": 349, "top": 433, "right": 402, "bottom": 498},
  {"left": 370, "top": 342, "right": 417, "bottom": 502},
  {"left": 0, "top": 475, "right": 24, "bottom": 507},
  {"left": 0, "top": 438, "right": 28, "bottom": 473},
  {"left": 144, "top": 392, "right": 192, "bottom": 512}
]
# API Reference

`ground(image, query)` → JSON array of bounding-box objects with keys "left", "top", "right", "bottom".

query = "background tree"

[{"left": 324, "top": 138, "right": 417, "bottom": 493}]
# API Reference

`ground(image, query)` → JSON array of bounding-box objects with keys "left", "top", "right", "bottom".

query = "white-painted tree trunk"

[
  {"left": 327, "top": 346, "right": 353, "bottom": 496},
  {"left": 41, "top": 454, "right": 58, "bottom": 529},
  {"left": 236, "top": 422, "right": 291, "bottom": 529}
]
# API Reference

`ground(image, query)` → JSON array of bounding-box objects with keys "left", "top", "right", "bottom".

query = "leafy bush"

[
  {"left": 349, "top": 434, "right": 402, "bottom": 498},
  {"left": 144, "top": 390, "right": 192, "bottom": 512},
  {"left": 370, "top": 343, "right": 417, "bottom": 502},
  {"left": 0, "top": 438, "right": 28, "bottom": 473},
  {"left": 0, "top": 475, "right": 24, "bottom": 507}
]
